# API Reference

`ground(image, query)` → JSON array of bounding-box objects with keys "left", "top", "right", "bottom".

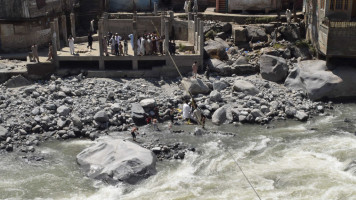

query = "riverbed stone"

[
  {"left": 94, "top": 111, "right": 109, "bottom": 123},
  {"left": 77, "top": 137, "right": 157, "bottom": 185},
  {"left": 57, "top": 106, "right": 70, "bottom": 116},
  {"left": 131, "top": 103, "right": 146, "bottom": 125},
  {"left": 140, "top": 99, "right": 156, "bottom": 108},
  {"left": 212, "top": 106, "right": 227, "bottom": 125},
  {"left": 260, "top": 55, "right": 289, "bottom": 82},
  {"left": 285, "top": 60, "right": 356, "bottom": 100},
  {"left": 181, "top": 78, "right": 210, "bottom": 95},
  {"left": 233, "top": 80, "right": 259, "bottom": 95},
  {"left": 0, "top": 126, "right": 9, "bottom": 141}
]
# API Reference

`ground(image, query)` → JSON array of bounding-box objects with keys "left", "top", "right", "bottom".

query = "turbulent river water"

[{"left": 1, "top": 104, "right": 356, "bottom": 200}]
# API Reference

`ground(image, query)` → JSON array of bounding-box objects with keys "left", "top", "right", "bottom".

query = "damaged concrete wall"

[
  {"left": 228, "top": 0, "right": 279, "bottom": 12},
  {"left": 0, "top": 19, "right": 51, "bottom": 53},
  {"left": 109, "top": 0, "right": 157, "bottom": 12}
]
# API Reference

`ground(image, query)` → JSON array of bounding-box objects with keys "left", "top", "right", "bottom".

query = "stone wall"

[
  {"left": 0, "top": 18, "right": 51, "bottom": 53},
  {"left": 173, "top": 20, "right": 188, "bottom": 41},
  {"left": 228, "top": 0, "right": 278, "bottom": 12}
]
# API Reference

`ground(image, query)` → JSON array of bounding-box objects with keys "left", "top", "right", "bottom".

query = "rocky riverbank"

[{"left": 0, "top": 71, "right": 331, "bottom": 155}]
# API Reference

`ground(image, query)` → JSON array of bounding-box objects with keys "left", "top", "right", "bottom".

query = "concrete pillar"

[
  {"left": 133, "top": 11, "right": 137, "bottom": 22},
  {"left": 133, "top": 21, "right": 138, "bottom": 56},
  {"left": 61, "top": 15, "right": 68, "bottom": 46},
  {"left": 153, "top": 2, "right": 158, "bottom": 15},
  {"left": 54, "top": 18, "right": 60, "bottom": 50},
  {"left": 103, "top": 12, "right": 109, "bottom": 34},
  {"left": 50, "top": 22, "right": 58, "bottom": 68},
  {"left": 188, "top": 12, "right": 193, "bottom": 21},
  {"left": 194, "top": 15, "right": 198, "bottom": 33},
  {"left": 160, "top": 14, "right": 165, "bottom": 36},
  {"left": 98, "top": 19, "right": 104, "bottom": 58},
  {"left": 169, "top": 11, "right": 174, "bottom": 21},
  {"left": 164, "top": 20, "right": 169, "bottom": 55},
  {"left": 199, "top": 20, "right": 204, "bottom": 55},
  {"left": 70, "top": 13, "right": 76, "bottom": 37}
]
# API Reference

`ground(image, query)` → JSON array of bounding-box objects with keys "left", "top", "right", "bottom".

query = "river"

[{"left": 1, "top": 104, "right": 356, "bottom": 200}]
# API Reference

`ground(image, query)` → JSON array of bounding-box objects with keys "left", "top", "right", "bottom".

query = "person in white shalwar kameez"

[
  {"left": 137, "top": 37, "right": 141, "bottom": 55},
  {"left": 182, "top": 101, "right": 191, "bottom": 121}
]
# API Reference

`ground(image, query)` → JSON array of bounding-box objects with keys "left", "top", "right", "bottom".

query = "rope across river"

[{"left": 150, "top": 20, "right": 262, "bottom": 200}]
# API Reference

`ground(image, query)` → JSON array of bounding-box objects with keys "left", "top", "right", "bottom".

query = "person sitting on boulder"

[{"left": 131, "top": 127, "right": 139, "bottom": 141}]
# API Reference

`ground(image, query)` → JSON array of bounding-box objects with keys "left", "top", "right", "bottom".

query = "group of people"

[
  {"left": 184, "top": 0, "right": 199, "bottom": 14},
  {"left": 29, "top": 43, "right": 54, "bottom": 62},
  {"left": 106, "top": 32, "right": 130, "bottom": 56},
  {"left": 137, "top": 33, "right": 165, "bottom": 56}
]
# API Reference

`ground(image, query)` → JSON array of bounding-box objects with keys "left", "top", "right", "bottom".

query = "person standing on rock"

[
  {"left": 47, "top": 43, "right": 53, "bottom": 61},
  {"left": 31, "top": 44, "right": 40, "bottom": 63},
  {"left": 183, "top": 100, "right": 191, "bottom": 121},
  {"left": 192, "top": 61, "right": 198, "bottom": 78},
  {"left": 131, "top": 127, "right": 139, "bottom": 142},
  {"left": 68, "top": 36, "right": 75, "bottom": 55},
  {"left": 286, "top": 9, "right": 292, "bottom": 25}
]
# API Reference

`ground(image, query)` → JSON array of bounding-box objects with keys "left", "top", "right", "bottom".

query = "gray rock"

[
  {"left": 77, "top": 137, "right": 157, "bottom": 185},
  {"left": 246, "top": 26, "right": 268, "bottom": 42},
  {"left": 295, "top": 110, "right": 308, "bottom": 121},
  {"left": 0, "top": 126, "right": 9, "bottom": 141},
  {"left": 260, "top": 55, "right": 289, "bottom": 82},
  {"left": 72, "top": 114, "right": 83, "bottom": 128},
  {"left": 290, "top": 45, "right": 312, "bottom": 61},
  {"left": 94, "top": 111, "right": 109, "bottom": 123},
  {"left": 57, "top": 106, "right": 70, "bottom": 116},
  {"left": 140, "top": 99, "right": 156, "bottom": 108},
  {"left": 285, "top": 107, "right": 297, "bottom": 118},
  {"left": 212, "top": 106, "right": 227, "bottom": 125},
  {"left": 4, "top": 75, "right": 32, "bottom": 88},
  {"left": 131, "top": 103, "right": 146, "bottom": 125},
  {"left": 285, "top": 60, "right": 356, "bottom": 100},
  {"left": 181, "top": 79, "right": 210, "bottom": 95},
  {"left": 194, "top": 127, "right": 206, "bottom": 136},
  {"left": 151, "top": 147, "right": 161, "bottom": 154},
  {"left": 280, "top": 25, "right": 301, "bottom": 42},
  {"left": 209, "top": 90, "right": 222, "bottom": 102},
  {"left": 251, "top": 109, "right": 264, "bottom": 118},
  {"left": 233, "top": 80, "right": 259, "bottom": 95},
  {"left": 31, "top": 107, "right": 41, "bottom": 115},
  {"left": 213, "top": 81, "right": 228, "bottom": 91},
  {"left": 204, "top": 38, "right": 229, "bottom": 60},
  {"left": 208, "top": 59, "right": 232, "bottom": 76},
  {"left": 111, "top": 103, "right": 121, "bottom": 112}
]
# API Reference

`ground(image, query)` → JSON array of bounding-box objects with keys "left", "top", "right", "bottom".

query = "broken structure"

[{"left": 305, "top": 0, "right": 356, "bottom": 63}]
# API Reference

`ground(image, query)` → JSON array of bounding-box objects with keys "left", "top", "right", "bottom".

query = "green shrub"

[
  {"left": 205, "top": 30, "right": 216, "bottom": 40},
  {"left": 178, "top": 43, "right": 186, "bottom": 52}
]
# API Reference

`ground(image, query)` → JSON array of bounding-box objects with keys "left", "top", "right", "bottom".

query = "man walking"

[{"left": 31, "top": 44, "right": 40, "bottom": 63}]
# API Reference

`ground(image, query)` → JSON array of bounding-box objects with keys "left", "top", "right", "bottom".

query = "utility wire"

[
  {"left": 226, "top": 149, "right": 262, "bottom": 200},
  {"left": 152, "top": 20, "right": 261, "bottom": 199}
]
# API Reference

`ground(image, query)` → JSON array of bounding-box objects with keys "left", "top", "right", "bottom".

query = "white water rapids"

[{"left": 1, "top": 104, "right": 356, "bottom": 200}]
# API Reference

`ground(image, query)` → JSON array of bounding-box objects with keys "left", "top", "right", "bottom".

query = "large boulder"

[
  {"left": 0, "top": 126, "right": 9, "bottom": 141},
  {"left": 233, "top": 26, "right": 248, "bottom": 45},
  {"left": 212, "top": 106, "right": 227, "bottom": 125},
  {"left": 131, "top": 103, "right": 146, "bottom": 125},
  {"left": 204, "top": 38, "right": 229, "bottom": 60},
  {"left": 246, "top": 26, "right": 268, "bottom": 42},
  {"left": 232, "top": 56, "right": 258, "bottom": 75},
  {"left": 181, "top": 78, "right": 210, "bottom": 95},
  {"left": 140, "top": 99, "right": 156, "bottom": 108},
  {"left": 94, "top": 111, "right": 109, "bottom": 123},
  {"left": 233, "top": 80, "right": 259, "bottom": 95},
  {"left": 4, "top": 75, "right": 32, "bottom": 88},
  {"left": 259, "top": 55, "right": 289, "bottom": 82},
  {"left": 208, "top": 59, "right": 232, "bottom": 76},
  {"left": 285, "top": 60, "right": 356, "bottom": 100},
  {"left": 209, "top": 90, "right": 222, "bottom": 102},
  {"left": 213, "top": 80, "right": 228, "bottom": 91},
  {"left": 77, "top": 137, "right": 157, "bottom": 185},
  {"left": 279, "top": 25, "right": 301, "bottom": 42},
  {"left": 290, "top": 45, "right": 312, "bottom": 60}
]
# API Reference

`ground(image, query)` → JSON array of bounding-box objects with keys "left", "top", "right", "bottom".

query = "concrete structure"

[
  {"left": 305, "top": 0, "right": 356, "bottom": 63},
  {"left": 215, "top": 0, "right": 303, "bottom": 13},
  {"left": 52, "top": 12, "right": 204, "bottom": 78},
  {"left": 0, "top": 0, "right": 76, "bottom": 53}
]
